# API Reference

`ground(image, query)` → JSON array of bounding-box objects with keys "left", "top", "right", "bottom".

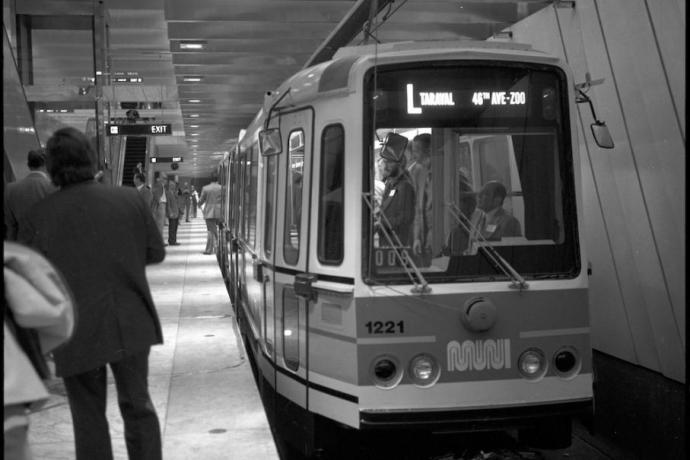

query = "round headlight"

[
  {"left": 518, "top": 349, "right": 547, "bottom": 380},
  {"left": 408, "top": 354, "right": 440, "bottom": 387},
  {"left": 553, "top": 347, "right": 581, "bottom": 378},
  {"left": 370, "top": 356, "right": 402, "bottom": 389}
]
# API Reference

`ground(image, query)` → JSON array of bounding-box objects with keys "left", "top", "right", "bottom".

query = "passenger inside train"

[{"left": 369, "top": 125, "right": 573, "bottom": 282}]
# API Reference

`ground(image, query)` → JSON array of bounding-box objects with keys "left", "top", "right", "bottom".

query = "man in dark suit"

[
  {"left": 476, "top": 180, "right": 522, "bottom": 240},
  {"left": 18, "top": 127, "right": 165, "bottom": 460},
  {"left": 4, "top": 148, "right": 56, "bottom": 240}
]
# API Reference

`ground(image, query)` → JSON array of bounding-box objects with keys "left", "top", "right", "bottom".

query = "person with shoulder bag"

[{"left": 4, "top": 241, "right": 75, "bottom": 460}]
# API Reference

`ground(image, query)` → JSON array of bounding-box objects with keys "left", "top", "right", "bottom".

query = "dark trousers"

[
  {"left": 63, "top": 350, "right": 161, "bottom": 460},
  {"left": 168, "top": 217, "right": 179, "bottom": 243}
]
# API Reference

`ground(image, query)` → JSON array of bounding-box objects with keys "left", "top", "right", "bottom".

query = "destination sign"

[
  {"left": 106, "top": 123, "right": 172, "bottom": 136},
  {"left": 406, "top": 83, "right": 527, "bottom": 115}
]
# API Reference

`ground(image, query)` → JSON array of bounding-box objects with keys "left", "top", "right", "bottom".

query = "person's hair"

[
  {"left": 27, "top": 149, "right": 46, "bottom": 169},
  {"left": 485, "top": 180, "right": 507, "bottom": 203},
  {"left": 134, "top": 172, "right": 146, "bottom": 183},
  {"left": 46, "top": 128, "right": 96, "bottom": 187},
  {"left": 413, "top": 133, "right": 431, "bottom": 154},
  {"left": 211, "top": 171, "right": 218, "bottom": 181}
]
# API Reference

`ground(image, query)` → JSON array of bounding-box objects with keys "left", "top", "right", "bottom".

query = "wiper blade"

[
  {"left": 446, "top": 202, "right": 528, "bottom": 290},
  {"left": 363, "top": 192, "right": 430, "bottom": 294}
]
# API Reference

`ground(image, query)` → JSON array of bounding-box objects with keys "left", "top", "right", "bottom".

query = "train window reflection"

[{"left": 318, "top": 124, "right": 345, "bottom": 265}]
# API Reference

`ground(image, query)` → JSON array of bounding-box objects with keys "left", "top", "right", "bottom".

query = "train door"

[{"left": 273, "top": 108, "right": 313, "bottom": 413}]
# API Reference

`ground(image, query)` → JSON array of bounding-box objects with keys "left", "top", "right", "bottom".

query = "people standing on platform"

[
  {"left": 4, "top": 148, "right": 56, "bottom": 241},
  {"left": 198, "top": 173, "right": 222, "bottom": 255},
  {"left": 165, "top": 179, "right": 182, "bottom": 245},
  {"left": 151, "top": 171, "right": 167, "bottom": 244},
  {"left": 133, "top": 172, "right": 152, "bottom": 208},
  {"left": 4, "top": 241, "right": 75, "bottom": 460},
  {"left": 190, "top": 185, "right": 199, "bottom": 218},
  {"left": 17, "top": 127, "right": 165, "bottom": 460},
  {"left": 181, "top": 182, "right": 191, "bottom": 222}
]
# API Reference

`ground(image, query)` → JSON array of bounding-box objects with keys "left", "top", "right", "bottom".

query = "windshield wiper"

[
  {"left": 446, "top": 202, "right": 528, "bottom": 291},
  {"left": 363, "top": 192, "right": 430, "bottom": 294}
]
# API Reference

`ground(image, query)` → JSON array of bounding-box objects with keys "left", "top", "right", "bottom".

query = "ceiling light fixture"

[
  {"left": 183, "top": 76, "right": 203, "bottom": 82},
  {"left": 189, "top": 124, "right": 199, "bottom": 128},
  {"left": 188, "top": 99, "right": 201, "bottom": 103},
  {"left": 189, "top": 114, "right": 200, "bottom": 118},
  {"left": 180, "top": 41, "right": 207, "bottom": 50}
]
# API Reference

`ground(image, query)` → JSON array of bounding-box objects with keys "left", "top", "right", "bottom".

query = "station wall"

[{"left": 503, "top": 0, "right": 685, "bottom": 383}]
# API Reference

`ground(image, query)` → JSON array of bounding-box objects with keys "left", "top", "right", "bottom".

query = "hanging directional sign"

[
  {"left": 106, "top": 123, "right": 172, "bottom": 136},
  {"left": 150, "top": 157, "right": 183, "bottom": 163}
]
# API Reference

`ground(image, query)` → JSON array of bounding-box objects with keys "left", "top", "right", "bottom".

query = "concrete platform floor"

[{"left": 28, "top": 216, "right": 279, "bottom": 460}]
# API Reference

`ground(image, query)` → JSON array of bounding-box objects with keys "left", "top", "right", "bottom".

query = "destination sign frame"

[{"left": 106, "top": 123, "right": 172, "bottom": 136}]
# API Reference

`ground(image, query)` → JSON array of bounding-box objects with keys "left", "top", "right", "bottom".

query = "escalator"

[{"left": 122, "top": 136, "right": 147, "bottom": 186}]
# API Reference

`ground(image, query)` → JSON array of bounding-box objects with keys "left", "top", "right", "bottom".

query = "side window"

[
  {"left": 282, "top": 288, "right": 300, "bottom": 371},
  {"left": 317, "top": 124, "right": 344, "bottom": 265},
  {"left": 284, "top": 130, "right": 304, "bottom": 265},
  {"left": 247, "top": 145, "right": 258, "bottom": 248},
  {"left": 264, "top": 155, "right": 277, "bottom": 257}
]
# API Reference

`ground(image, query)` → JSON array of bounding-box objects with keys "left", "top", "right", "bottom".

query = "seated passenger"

[
  {"left": 376, "top": 145, "right": 416, "bottom": 248},
  {"left": 476, "top": 181, "right": 522, "bottom": 240}
]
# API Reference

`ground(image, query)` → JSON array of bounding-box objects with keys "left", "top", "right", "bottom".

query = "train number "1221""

[{"left": 365, "top": 321, "right": 405, "bottom": 334}]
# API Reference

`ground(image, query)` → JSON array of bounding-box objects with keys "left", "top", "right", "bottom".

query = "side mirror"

[
  {"left": 259, "top": 128, "right": 282, "bottom": 156},
  {"left": 591, "top": 122, "right": 614, "bottom": 149}
]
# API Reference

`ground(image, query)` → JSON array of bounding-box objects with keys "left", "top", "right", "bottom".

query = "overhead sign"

[
  {"left": 150, "top": 157, "right": 183, "bottom": 163},
  {"left": 106, "top": 123, "right": 172, "bottom": 136}
]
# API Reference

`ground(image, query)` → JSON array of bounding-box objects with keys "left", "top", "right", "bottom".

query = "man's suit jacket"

[
  {"left": 479, "top": 207, "right": 522, "bottom": 240},
  {"left": 199, "top": 181, "right": 222, "bottom": 219},
  {"left": 18, "top": 181, "right": 165, "bottom": 377},
  {"left": 4, "top": 171, "right": 56, "bottom": 240}
]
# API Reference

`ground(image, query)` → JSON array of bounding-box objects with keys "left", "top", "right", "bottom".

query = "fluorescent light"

[
  {"left": 190, "top": 133, "right": 199, "bottom": 136},
  {"left": 188, "top": 99, "right": 201, "bottom": 103},
  {"left": 189, "top": 114, "right": 199, "bottom": 118},
  {"left": 183, "top": 76, "right": 202, "bottom": 82},
  {"left": 180, "top": 41, "right": 206, "bottom": 50},
  {"left": 189, "top": 124, "right": 199, "bottom": 128}
]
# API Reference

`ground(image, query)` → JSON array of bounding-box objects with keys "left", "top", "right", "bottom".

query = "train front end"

[{"left": 350, "top": 47, "right": 592, "bottom": 446}]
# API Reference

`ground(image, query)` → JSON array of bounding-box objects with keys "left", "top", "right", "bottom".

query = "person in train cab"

[
  {"left": 198, "top": 172, "right": 222, "bottom": 255},
  {"left": 190, "top": 185, "right": 199, "bottom": 218},
  {"left": 181, "top": 182, "right": 191, "bottom": 222},
  {"left": 17, "top": 127, "right": 165, "bottom": 460},
  {"left": 151, "top": 171, "right": 167, "bottom": 244},
  {"left": 476, "top": 180, "right": 522, "bottom": 240},
  {"left": 376, "top": 144, "right": 416, "bottom": 248},
  {"left": 408, "top": 133, "right": 433, "bottom": 264},
  {"left": 133, "top": 172, "right": 153, "bottom": 208},
  {"left": 4, "top": 148, "right": 56, "bottom": 241},
  {"left": 165, "top": 179, "right": 182, "bottom": 245},
  {"left": 442, "top": 174, "right": 483, "bottom": 256}
]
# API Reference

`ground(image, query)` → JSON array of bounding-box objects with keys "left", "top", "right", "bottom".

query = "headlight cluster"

[
  {"left": 370, "top": 353, "right": 440, "bottom": 389},
  {"left": 518, "top": 346, "right": 581, "bottom": 380}
]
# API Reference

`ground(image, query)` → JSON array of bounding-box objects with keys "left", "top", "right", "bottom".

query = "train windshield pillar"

[{"left": 364, "top": 63, "right": 580, "bottom": 285}]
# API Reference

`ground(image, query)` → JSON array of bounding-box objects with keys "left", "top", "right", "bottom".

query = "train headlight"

[
  {"left": 553, "top": 347, "right": 581, "bottom": 379},
  {"left": 518, "top": 348, "right": 547, "bottom": 380},
  {"left": 370, "top": 355, "right": 402, "bottom": 389},
  {"left": 408, "top": 354, "right": 440, "bottom": 387}
]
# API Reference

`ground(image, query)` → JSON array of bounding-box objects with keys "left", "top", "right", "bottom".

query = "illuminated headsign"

[
  {"left": 106, "top": 124, "right": 172, "bottom": 136},
  {"left": 406, "top": 83, "right": 527, "bottom": 115}
]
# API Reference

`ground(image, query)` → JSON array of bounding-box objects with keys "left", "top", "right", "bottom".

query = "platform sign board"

[
  {"left": 106, "top": 124, "right": 172, "bottom": 136},
  {"left": 150, "top": 157, "right": 183, "bottom": 163}
]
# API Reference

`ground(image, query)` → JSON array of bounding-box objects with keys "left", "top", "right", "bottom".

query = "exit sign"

[{"left": 106, "top": 123, "right": 172, "bottom": 136}]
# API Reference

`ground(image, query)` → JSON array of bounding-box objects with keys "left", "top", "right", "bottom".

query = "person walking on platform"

[
  {"left": 133, "top": 172, "right": 153, "bottom": 208},
  {"left": 181, "top": 182, "right": 191, "bottom": 222},
  {"left": 165, "top": 179, "right": 182, "bottom": 245},
  {"left": 4, "top": 241, "right": 75, "bottom": 460},
  {"left": 198, "top": 173, "right": 222, "bottom": 255},
  {"left": 190, "top": 185, "right": 199, "bottom": 218},
  {"left": 151, "top": 171, "right": 167, "bottom": 243},
  {"left": 18, "top": 127, "right": 166, "bottom": 460},
  {"left": 4, "top": 148, "right": 56, "bottom": 241}
]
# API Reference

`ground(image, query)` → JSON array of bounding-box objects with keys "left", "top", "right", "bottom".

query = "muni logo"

[{"left": 447, "top": 339, "right": 511, "bottom": 372}]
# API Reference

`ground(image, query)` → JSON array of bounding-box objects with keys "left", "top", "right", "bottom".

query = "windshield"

[{"left": 363, "top": 62, "right": 580, "bottom": 284}]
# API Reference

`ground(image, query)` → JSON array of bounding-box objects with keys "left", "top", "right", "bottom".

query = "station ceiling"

[{"left": 21, "top": 0, "right": 552, "bottom": 177}]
